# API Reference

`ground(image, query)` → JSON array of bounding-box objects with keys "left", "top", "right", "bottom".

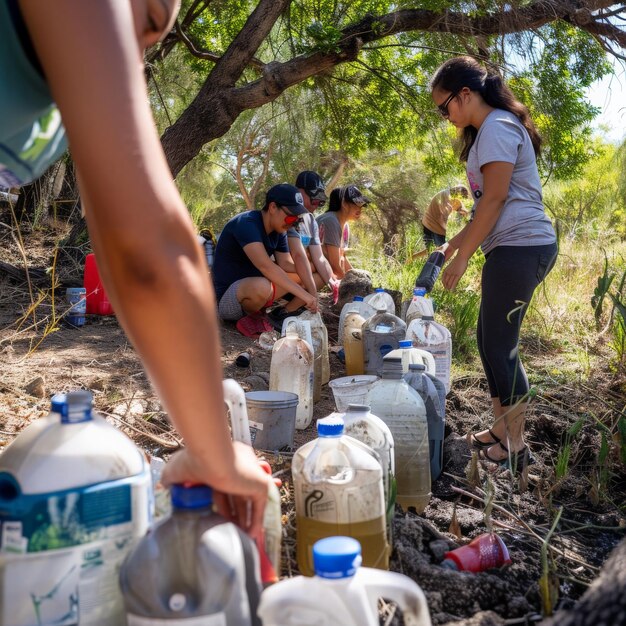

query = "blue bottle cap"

[
  {"left": 408, "top": 363, "right": 426, "bottom": 371},
  {"left": 375, "top": 288, "right": 384, "bottom": 293},
  {"left": 317, "top": 416, "right": 344, "bottom": 437},
  {"left": 399, "top": 340, "right": 412, "bottom": 348},
  {"left": 171, "top": 484, "right": 213, "bottom": 509},
  {"left": 313, "top": 536, "right": 362, "bottom": 579},
  {"left": 413, "top": 287, "right": 427, "bottom": 296},
  {"left": 50, "top": 393, "right": 67, "bottom": 414},
  {"left": 354, "top": 296, "right": 364, "bottom": 302},
  {"left": 58, "top": 391, "right": 93, "bottom": 424}
]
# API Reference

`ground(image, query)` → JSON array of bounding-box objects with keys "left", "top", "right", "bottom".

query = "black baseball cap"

[
  {"left": 266, "top": 184, "right": 307, "bottom": 216},
  {"left": 344, "top": 184, "right": 369, "bottom": 207},
  {"left": 295, "top": 171, "right": 327, "bottom": 202}
]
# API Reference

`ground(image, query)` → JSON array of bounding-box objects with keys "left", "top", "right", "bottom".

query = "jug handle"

[
  {"left": 362, "top": 569, "right": 432, "bottom": 626},
  {"left": 223, "top": 378, "right": 252, "bottom": 446}
]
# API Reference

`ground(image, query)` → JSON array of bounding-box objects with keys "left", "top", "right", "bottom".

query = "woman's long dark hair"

[
  {"left": 326, "top": 187, "right": 344, "bottom": 212},
  {"left": 431, "top": 56, "right": 541, "bottom": 161}
]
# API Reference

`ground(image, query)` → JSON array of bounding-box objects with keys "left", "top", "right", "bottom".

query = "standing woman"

[
  {"left": 317, "top": 184, "right": 369, "bottom": 279},
  {"left": 431, "top": 56, "right": 557, "bottom": 471}
]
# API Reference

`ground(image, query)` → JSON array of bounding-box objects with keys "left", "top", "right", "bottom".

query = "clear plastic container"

[
  {"left": 385, "top": 339, "right": 436, "bottom": 375},
  {"left": 281, "top": 317, "right": 313, "bottom": 348},
  {"left": 367, "top": 357, "right": 431, "bottom": 513},
  {"left": 406, "top": 287, "right": 435, "bottom": 326},
  {"left": 341, "top": 405, "right": 395, "bottom": 521},
  {"left": 363, "top": 288, "right": 395, "bottom": 315},
  {"left": 223, "top": 379, "right": 282, "bottom": 581},
  {"left": 362, "top": 310, "right": 407, "bottom": 377},
  {"left": 292, "top": 417, "right": 387, "bottom": 576},
  {"left": 299, "top": 311, "right": 330, "bottom": 386},
  {"left": 405, "top": 315, "right": 452, "bottom": 393},
  {"left": 0, "top": 391, "right": 151, "bottom": 626},
  {"left": 119, "top": 484, "right": 262, "bottom": 625},
  {"left": 338, "top": 297, "right": 376, "bottom": 346},
  {"left": 404, "top": 364, "right": 445, "bottom": 481},
  {"left": 258, "top": 536, "right": 432, "bottom": 626},
  {"left": 328, "top": 375, "right": 379, "bottom": 412},
  {"left": 343, "top": 311, "right": 366, "bottom": 375},
  {"left": 270, "top": 329, "right": 315, "bottom": 429}
]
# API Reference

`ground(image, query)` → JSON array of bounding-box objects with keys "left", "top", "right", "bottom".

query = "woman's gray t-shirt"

[{"left": 466, "top": 109, "right": 555, "bottom": 254}]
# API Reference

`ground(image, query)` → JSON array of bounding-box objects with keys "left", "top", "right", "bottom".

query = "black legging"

[{"left": 477, "top": 242, "right": 558, "bottom": 406}]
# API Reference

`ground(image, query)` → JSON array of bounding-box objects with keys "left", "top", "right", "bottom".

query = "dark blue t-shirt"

[{"left": 212, "top": 210, "right": 289, "bottom": 301}]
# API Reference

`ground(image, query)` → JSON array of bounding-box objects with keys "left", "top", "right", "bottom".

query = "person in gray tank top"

[{"left": 431, "top": 56, "right": 558, "bottom": 473}]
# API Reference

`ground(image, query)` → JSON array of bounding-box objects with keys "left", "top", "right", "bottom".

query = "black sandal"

[
  {"left": 467, "top": 428, "right": 501, "bottom": 451},
  {"left": 478, "top": 441, "right": 534, "bottom": 472}
]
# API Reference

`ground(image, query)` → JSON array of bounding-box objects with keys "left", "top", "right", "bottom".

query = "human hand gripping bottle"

[{"left": 258, "top": 536, "right": 432, "bottom": 626}]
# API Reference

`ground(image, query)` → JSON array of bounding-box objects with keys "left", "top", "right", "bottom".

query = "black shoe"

[{"left": 267, "top": 305, "right": 306, "bottom": 331}]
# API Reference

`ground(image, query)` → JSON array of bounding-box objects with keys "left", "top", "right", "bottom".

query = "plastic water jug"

[
  {"left": 197, "top": 233, "right": 215, "bottom": 268},
  {"left": 0, "top": 391, "right": 152, "bottom": 626},
  {"left": 292, "top": 416, "right": 388, "bottom": 575},
  {"left": 414, "top": 250, "right": 445, "bottom": 292},
  {"left": 299, "top": 311, "right": 330, "bottom": 385},
  {"left": 258, "top": 536, "right": 432, "bottom": 626},
  {"left": 84, "top": 252, "right": 114, "bottom": 315},
  {"left": 406, "top": 287, "right": 435, "bottom": 325},
  {"left": 404, "top": 364, "right": 445, "bottom": 481},
  {"left": 405, "top": 315, "right": 452, "bottom": 393},
  {"left": 270, "top": 329, "right": 315, "bottom": 429},
  {"left": 385, "top": 339, "right": 437, "bottom": 375},
  {"left": 364, "top": 288, "right": 395, "bottom": 315},
  {"left": 343, "top": 311, "right": 366, "bottom": 375},
  {"left": 341, "top": 405, "right": 395, "bottom": 520},
  {"left": 362, "top": 310, "right": 406, "bottom": 377},
  {"left": 281, "top": 316, "right": 313, "bottom": 348},
  {"left": 338, "top": 296, "right": 376, "bottom": 346},
  {"left": 367, "top": 357, "right": 431, "bottom": 513},
  {"left": 223, "top": 379, "right": 282, "bottom": 582},
  {"left": 119, "top": 483, "right": 262, "bottom": 625}
]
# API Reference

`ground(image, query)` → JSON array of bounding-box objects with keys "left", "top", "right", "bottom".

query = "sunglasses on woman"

[{"left": 437, "top": 91, "right": 457, "bottom": 118}]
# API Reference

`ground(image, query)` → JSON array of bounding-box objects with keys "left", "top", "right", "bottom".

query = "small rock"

[
  {"left": 255, "top": 372, "right": 270, "bottom": 385},
  {"left": 241, "top": 375, "right": 269, "bottom": 392},
  {"left": 336, "top": 269, "right": 372, "bottom": 311},
  {"left": 90, "top": 378, "right": 107, "bottom": 391},
  {"left": 24, "top": 376, "right": 45, "bottom": 398},
  {"left": 430, "top": 539, "right": 452, "bottom": 562}
]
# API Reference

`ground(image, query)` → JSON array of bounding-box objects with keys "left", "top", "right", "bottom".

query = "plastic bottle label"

[
  {"left": 0, "top": 475, "right": 150, "bottom": 625},
  {"left": 127, "top": 614, "right": 226, "bottom": 625}
]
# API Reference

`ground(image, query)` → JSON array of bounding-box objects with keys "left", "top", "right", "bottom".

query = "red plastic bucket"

[{"left": 84, "top": 253, "right": 114, "bottom": 316}]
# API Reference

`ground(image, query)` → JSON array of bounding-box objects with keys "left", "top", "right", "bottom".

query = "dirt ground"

[{"left": 1, "top": 227, "right": 625, "bottom": 625}]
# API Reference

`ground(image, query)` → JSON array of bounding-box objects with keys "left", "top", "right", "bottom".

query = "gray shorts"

[{"left": 218, "top": 280, "right": 245, "bottom": 321}]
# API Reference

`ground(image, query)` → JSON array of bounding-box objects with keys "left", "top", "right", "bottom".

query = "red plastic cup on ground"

[
  {"left": 441, "top": 533, "right": 511, "bottom": 572},
  {"left": 84, "top": 253, "right": 114, "bottom": 316}
]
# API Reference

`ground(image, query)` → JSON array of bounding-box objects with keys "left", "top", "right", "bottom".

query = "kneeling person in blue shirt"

[{"left": 212, "top": 184, "right": 319, "bottom": 337}]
